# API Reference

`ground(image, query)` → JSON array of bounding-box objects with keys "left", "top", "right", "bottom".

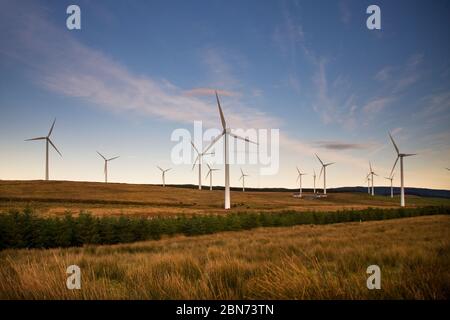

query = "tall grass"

[
  {"left": 0, "top": 215, "right": 448, "bottom": 299},
  {"left": 1, "top": 206, "right": 449, "bottom": 250}
]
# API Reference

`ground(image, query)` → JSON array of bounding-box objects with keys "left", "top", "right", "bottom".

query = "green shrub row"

[{"left": 0, "top": 206, "right": 449, "bottom": 250}]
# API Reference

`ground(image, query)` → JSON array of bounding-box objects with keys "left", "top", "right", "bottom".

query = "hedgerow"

[{"left": 0, "top": 206, "right": 448, "bottom": 250}]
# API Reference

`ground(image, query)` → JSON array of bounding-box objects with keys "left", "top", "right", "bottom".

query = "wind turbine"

[
  {"left": 203, "top": 91, "right": 257, "bottom": 209},
  {"left": 446, "top": 168, "right": 450, "bottom": 171},
  {"left": 239, "top": 168, "right": 249, "bottom": 192},
  {"left": 366, "top": 174, "right": 371, "bottom": 194},
  {"left": 385, "top": 175, "right": 394, "bottom": 198},
  {"left": 191, "top": 141, "right": 214, "bottom": 190},
  {"left": 369, "top": 162, "right": 378, "bottom": 196},
  {"left": 25, "top": 118, "right": 62, "bottom": 181},
  {"left": 296, "top": 167, "right": 307, "bottom": 197},
  {"left": 205, "top": 164, "right": 219, "bottom": 191},
  {"left": 388, "top": 132, "right": 417, "bottom": 207},
  {"left": 315, "top": 154, "right": 334, "bottom": 195},
  {"left": 312, "top": 169, "right": 317, "bottom": 194},
  {"left": 97, "top": 152, "right": 119, "bottom": 183},
  {"left": 157, "top": 166, "right": 171, "bottom": 187}
]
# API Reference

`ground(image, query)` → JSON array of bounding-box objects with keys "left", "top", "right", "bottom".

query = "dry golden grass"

[
  {"left": 1, "top": 180, "right": 448, "bottom": 217},
  {"left": 1, "top": 215, "right": 449, "bottom": 299}
]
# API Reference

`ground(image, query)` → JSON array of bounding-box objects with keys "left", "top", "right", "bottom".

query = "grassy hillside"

[
  {"left": 1, "top": 215, "right": 448, "bottom": 299},
  {"left": 1, "top": 180, "right": 449, "bottom": 217}
]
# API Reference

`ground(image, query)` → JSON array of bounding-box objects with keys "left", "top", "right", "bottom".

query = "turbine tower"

[
  {"left": 366, "top": 174, "right": 371, "bottom": 194},
  {"left": 296, "top": 167, "right": 307, "bottom": 197},
  {"left": 385, "top": 175, "right": 394, "bottom": 198},
  {"left": 157, "top": 166, "right": 171, "bottom": 187},
  {"left": 205, "top": 164, "right": 219, "bottom": 191},
  {"left": 313, "top": 169, "right": 317, "bottom": 194},
  {"left": 25, "top": 118, "right": 62, "bottom": 181},
  {"left": 388, "top": 132, "right": 417, "bottom": 207},
  {"left": 191, "top": 141, "right": 214, "bottom": 190},
  {"left": 97, "top": 152, "right": 119, "bottom": 183},
  {"left": 239, "top": 168, "right": 249, "bottom": 192},
  {"left": 369, "top": 162, "right": 378, "bottom": 196},
  {"left": 203, "top": 91, "right": 257, "bottom": 209},
  {"left": 315, "top": 154, "right": 334, "bottom": 195}
]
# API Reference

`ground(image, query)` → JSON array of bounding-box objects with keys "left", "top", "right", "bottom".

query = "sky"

[{"left": 0, "top": 0, "right": 449, "bottom": 190}]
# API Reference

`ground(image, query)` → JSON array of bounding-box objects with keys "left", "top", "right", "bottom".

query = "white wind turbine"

[
  {"left": 384, "top": 175, "right": 394, "bottom": 198},
  {"left": 203, "top": 91, "right": 257, "bottom": 209},
  {"left": 366, "top": 173, "right": 371, "bottom": 194},
  {"left": 25, "top": 118, "right": 62, "bottom": 181},
  {"left": 312, "top": 169, "right": 317, "bottom": 194},
  {"left": 296, "top": 167, "right": 307, "bottom": 197},
  {"left": 369, "top": 162, "right": 378, "bottom": 196},
  {"left": 205, "top": 164, "right": 219, "bottom": 191},
  {"left": 239, "top": 168, "right": 249, "bottom": 192},
  {"left": 191, "top": 141, "right": 214, "bottom": 190},
  {"left": 315, "top": 154, "right": 334, "bottom": 195},
  {"left": 388, "top": 132, "right": 416, "bottom": 207},
  {"left": 157, "top": 166, "right": 171, "bottom": 187},
  {"left": 97, "top": 152, "right": 119, "bottom": 183}
]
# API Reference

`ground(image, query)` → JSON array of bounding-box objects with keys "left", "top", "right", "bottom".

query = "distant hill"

[{"left": 166, "top": 184, "right": 450, "bottom": 199}]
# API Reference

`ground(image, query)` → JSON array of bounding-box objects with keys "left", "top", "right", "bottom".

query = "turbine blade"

[
  {"left": 296, "top": 166, "right": 300, "bottom": 174},
  {"left": 190, "top": 141, "right": 199, "bottom": 155},
  {"left": 315, "top": 154, "right": 324, "bottom": 165},
  {"left": 325, "top": 162, "right": 335, "bottom": 167},
  {"left": 48, "top": 118, "right": 56, "bottom": 137},
  {"left": 240, "top": 168, "right": 244, "bottom": 176},
  {"left": 157, "top": 166, "right": 163, "bottom": 172},
  {"left": 369, "top": 161, "right": 373, "bottom": 172},
  {"left": 108, "top": 156, "right": 119, "bottom": 161},
  {"left": 165, "top": 168, "right": 172, "bottom": 172},
  {"left": 207, "top": 163, "right": 211, "bottom": 170},
  {"left": 205, "top": 171, "right": 210, "bottom": 179},
  {"left": 229, "top": 132, "right": 258, "bottom": 144},
  {"left": 97, "top": 151, "right": 106, "bottom": 160},
  {"left": 319, "top": 166, "right": 324, "bottom": 179},
  {"left": 48, "top": 138, "right": 62, "bottom": 157},
  {"left": 403, "top": 153, "right": 417, "bottom": 157},
  {"left": 25, "top": 137, "right": 46, "bottom": 141},
  {"left": 215, "top": 91, "right": 227, "bottom": 130},
  {"left": 390, "top": 156, "right": 399, "bottom": 178},
  {"left": 192, "top": 155, "right": 200, "bottom": 170},
  {"left": 203, "top": 132, "right": 225, "bottom": 154},
  {"left": 388, "top": 132, "right": 400, "bottom": 155}
]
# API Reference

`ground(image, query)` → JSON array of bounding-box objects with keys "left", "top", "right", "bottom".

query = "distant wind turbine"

[
  {"left": 369, "top": 162, "right": 378, "bottom": 196},
  {"left": 157, "top": 166, "right": 171, "bottom": 187},
  {"left": 446, "top": 168, "right": 450, "bottom": 171},
  {"left": 205, "top": 164, "right": 219, "bottom": 191},
  {"left": 385, "top": 175, "right": 394, "bottom": 198},
  {"left": 296, "top": 167, "right": 307, "bottom": 197},
  {"left": 239, "top": 168, "right": 249, "bottom": 192},
  {"left": 315, "top": 154, "right": 334, "bottom": 195},
  {"left": 25, "top": 118, "right": 62, "bottom": 181},
  {"left": 191, "top": 141, "right": 214, "bottom": 190},
  {"left": 388, "top": 132, "right": 417, "bottom": 207},
  {"left": 366, "top": 174, "right": 371, "bottom": 194},
  {"left": 313, "top": 169, "right": 317, "bottom": 194},
  {"left": 97, "top": 152, "right": 119, "bottom": 183},
  {"left": 203, "top": 91, "right": 257, "bottom": 209}
]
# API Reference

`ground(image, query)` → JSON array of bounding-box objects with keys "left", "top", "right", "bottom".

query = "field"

[
  {"left": 1, "top": 215, "right": 449, "bottom": 299},
  {"left": 0, "top": 180, "right": 449, "bottom": 300},
  {"left": 1, "top": 180, "right": 449, "bottom": 217}
]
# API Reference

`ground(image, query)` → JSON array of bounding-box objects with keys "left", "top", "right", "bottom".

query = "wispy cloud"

[
  {"left": 183, "top": 88, "right": 238, "bottom": 97},
  {"left": 339, "top": 0, "right": 352, "bottom": 25},
  {"left": 363, "top": 97, "right": 394, "bottom": 115},
  {"left": 314, "top": 140, "right": 375, "bottom": 151}
]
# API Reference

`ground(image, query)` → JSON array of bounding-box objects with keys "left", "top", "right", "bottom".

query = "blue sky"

[{"left": 0, "top": 0, "right": 449, "bottom": 189}]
